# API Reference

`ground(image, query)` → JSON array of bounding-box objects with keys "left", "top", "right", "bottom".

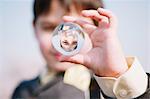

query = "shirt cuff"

[{"left": 94, "top": 57, "right": 148, "bottom": 98}]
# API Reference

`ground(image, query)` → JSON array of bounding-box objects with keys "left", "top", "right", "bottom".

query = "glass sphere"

[{"left": 52, "top": 22, "right": 85, "bottom": 56}]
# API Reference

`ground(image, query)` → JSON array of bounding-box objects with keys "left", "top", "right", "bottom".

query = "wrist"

[{"left": 96, "top": 60, "right": 128, "bottom": 78}]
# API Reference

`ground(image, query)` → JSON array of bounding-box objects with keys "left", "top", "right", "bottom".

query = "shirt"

[{"left": 40, "top": 57, "right": 148, "bottom": 99}]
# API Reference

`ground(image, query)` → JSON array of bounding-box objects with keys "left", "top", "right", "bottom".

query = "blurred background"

[{"left": 0, "top": 0, "right": 150, "bottom": 99}]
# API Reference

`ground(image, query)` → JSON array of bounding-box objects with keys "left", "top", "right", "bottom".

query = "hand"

[{"left": 62, "top": 8, "right": 128, "bottom": 77}]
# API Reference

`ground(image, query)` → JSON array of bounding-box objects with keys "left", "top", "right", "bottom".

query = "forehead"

[
  {"left": 37, "top": 10, "right": 65, "bottom": 26},
  {"left": 35, "top": 0, "right": 84, "bottom": 25},
  {"left": 36, "top": 1, "right": 67, "bottom": 25}
]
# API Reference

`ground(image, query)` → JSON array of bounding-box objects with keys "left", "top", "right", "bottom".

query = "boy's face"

[
  {"left": 60, "top": 32, "right": 78, "bottom": 52},
  {"left": 33, "top": 0, "right": 81, "bottom": 71}
]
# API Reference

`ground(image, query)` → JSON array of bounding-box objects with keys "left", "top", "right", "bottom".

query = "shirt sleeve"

[{"left": 94, "top": 57, "right": 148, "bottom": 99}]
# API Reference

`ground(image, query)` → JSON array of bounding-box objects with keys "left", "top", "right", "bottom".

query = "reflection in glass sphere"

[{"left": 52, "top": 22, "right": 85, "bottom": 56}]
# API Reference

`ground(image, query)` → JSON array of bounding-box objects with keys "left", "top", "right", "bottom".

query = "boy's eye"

[
  {"left": 41, "top": 25, "right": 56, "bottom": 32},
  {"left": 63, "top": 41, "right": 69, "bottom": 45},
  {"left": 39, "top": 22, "right": 57, "bottom": 32},
  {"left": 72, "top": 41, "right": 77, "bottom": 45}
]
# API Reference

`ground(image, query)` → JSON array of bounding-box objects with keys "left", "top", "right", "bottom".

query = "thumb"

[{"left": 60, "top": 54, "right": 92, "bottom": 69}]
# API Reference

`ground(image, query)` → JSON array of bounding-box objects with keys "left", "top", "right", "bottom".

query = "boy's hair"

[{"left": 33, "top": 0, "right": 104, "bottom": 23}]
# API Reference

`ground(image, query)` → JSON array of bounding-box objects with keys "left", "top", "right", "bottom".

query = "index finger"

[
  {"left": 97, "top": 8, "right": 118, "bottom": 28},
  {"left": 63, "top": 16, "right": 97, "bottom": 35}
]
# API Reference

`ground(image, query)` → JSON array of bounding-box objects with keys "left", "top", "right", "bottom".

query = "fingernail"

[{"left": 97, "top": 8, "right": 104, "bottom": 13}]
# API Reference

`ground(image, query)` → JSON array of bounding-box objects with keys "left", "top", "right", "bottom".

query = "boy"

[{"left": 12, "top": 0, "right": 149, "bottom": 99}]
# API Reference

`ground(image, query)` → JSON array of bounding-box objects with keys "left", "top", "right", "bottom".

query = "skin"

[
  {"left": 34, "top": 0, "right": 128, "bottom": 77},
  {"left": 60, "top": 32, "right": 78, "bottom": 52}
]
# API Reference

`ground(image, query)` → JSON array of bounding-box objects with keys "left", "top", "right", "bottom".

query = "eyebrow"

[{"left": 41, "top": 21, "right": 57, "bottom": 26}]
